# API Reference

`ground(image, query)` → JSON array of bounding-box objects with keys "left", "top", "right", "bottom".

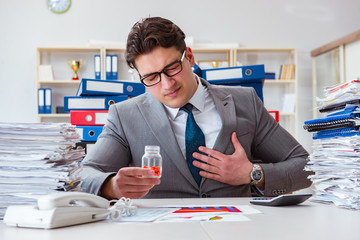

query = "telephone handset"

[
  {"left": 4, "top": 192, "right": 136, "bottom": 229},
  {"left": 37, "top": 192, "right": 110, "bottom": 210}
]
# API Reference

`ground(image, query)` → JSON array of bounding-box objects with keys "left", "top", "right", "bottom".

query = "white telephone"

[{"left": 4, "top": 192, "right": 136, "bottom": 229}]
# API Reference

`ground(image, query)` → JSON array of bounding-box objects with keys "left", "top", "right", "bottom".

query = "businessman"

[{"left": 80, "top": 17, "right": 312, "bottom": 199}]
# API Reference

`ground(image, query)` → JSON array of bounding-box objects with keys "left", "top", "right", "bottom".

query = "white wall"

[{"left": 0, "top": 0, "right": 360, "bottom": 152}]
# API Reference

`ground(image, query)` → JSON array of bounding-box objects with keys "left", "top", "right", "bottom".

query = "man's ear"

[{"left": 186, "top": 47, "right": 195, "bottom": 67}]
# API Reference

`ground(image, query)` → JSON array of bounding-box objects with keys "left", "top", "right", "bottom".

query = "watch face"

[
  {"left": 47, "top": 0, "right": 71, "bottom": 14},
  {"left": 252, "top": 170, "right": 262, "bottom": 181}
]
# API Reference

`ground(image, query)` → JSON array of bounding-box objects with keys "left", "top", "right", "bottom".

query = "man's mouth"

[{"left": 165, "top": 87, "right": 180, "bottom": 97}]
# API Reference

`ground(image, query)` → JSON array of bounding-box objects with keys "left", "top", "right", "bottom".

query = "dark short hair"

[{"left": 126, "top": 17, "right": 186, "bottom": 69}]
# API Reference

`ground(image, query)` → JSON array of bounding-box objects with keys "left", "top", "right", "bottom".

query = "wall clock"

[{"left": 47, "top": 0, "right": 71, "bottom": 14}]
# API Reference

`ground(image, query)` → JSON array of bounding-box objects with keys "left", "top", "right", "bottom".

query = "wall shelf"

[{"left": 35, "top": 46, "right": 298, "bottom": 138}]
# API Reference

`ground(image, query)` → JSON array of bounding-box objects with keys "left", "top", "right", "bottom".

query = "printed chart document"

[
  {"left": 118, "top": 208, "right": 177, "bottom": 222},
  {"left": 116, "top": 205, "right": 261, "bottom": 223}
]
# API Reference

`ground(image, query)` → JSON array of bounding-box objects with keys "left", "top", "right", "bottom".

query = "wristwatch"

[{"left": 250, "top": 164, "right": 263, "bottom": 185}]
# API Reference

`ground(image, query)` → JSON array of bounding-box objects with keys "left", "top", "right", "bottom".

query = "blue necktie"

[{"left": 181, "top": 103, "right": 205, "bottom": 186}]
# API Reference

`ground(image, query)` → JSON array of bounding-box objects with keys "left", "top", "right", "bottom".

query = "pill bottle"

[{"left": 141, "top": 145, "right": 162, "bottom": 178}]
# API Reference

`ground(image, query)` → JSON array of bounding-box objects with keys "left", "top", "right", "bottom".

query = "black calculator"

[{"left": 250, "top": 193, "right": 312, "bottom": 206}]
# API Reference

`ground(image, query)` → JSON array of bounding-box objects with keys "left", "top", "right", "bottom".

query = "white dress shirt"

[{"left": 164, "top": 75, "right": 223, "bottom": 158}]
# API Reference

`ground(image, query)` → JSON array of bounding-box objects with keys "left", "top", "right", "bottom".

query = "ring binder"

[
  {"left": 304, "top": 106, "right": 360, "bottom": 132},
  {"left": 312, "top": 127, "right": 360, "bottom": 140}
]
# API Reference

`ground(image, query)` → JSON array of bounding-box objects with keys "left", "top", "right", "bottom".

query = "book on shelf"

[
  {"left": 286, "top": 64, "right": 295, "bottom": 80},
  {"left": 38, "top": 65, "right": 54, "bottom": 82},
  {"left": 279, "top": 64, "right": 295, "bottom": 80}
]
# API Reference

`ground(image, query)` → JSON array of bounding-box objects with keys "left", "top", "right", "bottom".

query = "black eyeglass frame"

[{"left": 139, "top": 50, "right": 186, "bottom": 87}]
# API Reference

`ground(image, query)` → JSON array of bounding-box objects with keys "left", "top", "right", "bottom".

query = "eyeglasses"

[{"left": 139, "top": 50, "right": 186, "bottom": 87}]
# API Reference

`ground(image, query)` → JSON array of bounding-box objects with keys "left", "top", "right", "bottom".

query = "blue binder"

[
  {"left": 312, "top": 127, "right": 360, "bottom": 140},
  {"left": 202, "top": 64, "right": 265, "bottom": 82},
  {"left": 304, "top": 106, "right": 360, "bottom": 132},
  {"left": 193, "top": 63, "right": 202, "bottom": 78},
  {"left": 76, "top": 126, "right": 103, "bottom": 142},
  {"left": 76, "top": 78, "right": 145, "bottom": 97},
  {"left": 106, "top": 55, "right": 112, "bottom": 80},
  {"left": 265, "top": 72, "right": 276, "bottom": 79},
  {"left": 111, "top": 55, "right": 118, "bottom": 80},
  {"left": 38, "top": 88, "right": 45, "bottom": 114},
  {"left": 44, "top": 88, "right": 52, "bottom": 114},
  {"left": 94, "top": 55, "right": 101, "bottom": 80},
  {"left": 217, "top": 79, "right": 265, "bottom": 102},
  {"left": 202, "top": 65, "right": 265, "bottom": 102},
  {"left": 64, "top": 95, "right": 128, "bottom": 112}
]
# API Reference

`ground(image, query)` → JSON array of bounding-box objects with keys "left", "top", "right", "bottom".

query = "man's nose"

[{"left": 160, "top": 73, "right": 175, "bottom": 89}]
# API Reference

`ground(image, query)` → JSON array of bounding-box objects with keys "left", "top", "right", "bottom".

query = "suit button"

[
  {"left": 201, "top": 193, "right": 207, "bottom": 198},
  {"left": 272, "top": 190, "right": 277, "bottom": 195}
]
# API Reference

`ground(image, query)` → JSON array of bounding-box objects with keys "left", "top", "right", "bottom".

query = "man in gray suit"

[{"left": 80, "top": 17, "right": 312, "bottom": 199}]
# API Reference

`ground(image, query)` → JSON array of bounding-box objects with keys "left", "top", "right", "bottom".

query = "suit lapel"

[{"left": 136, "top": 94, "right": 199, "bottom": 188}]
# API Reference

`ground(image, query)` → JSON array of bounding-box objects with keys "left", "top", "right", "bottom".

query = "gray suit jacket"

[{"left": 80, "top": 79, "right": 311, "bottom": 198}]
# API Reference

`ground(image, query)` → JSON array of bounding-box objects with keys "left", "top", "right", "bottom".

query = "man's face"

[{"left": 135, "top": 46, "right": 197, "bottom": 108}]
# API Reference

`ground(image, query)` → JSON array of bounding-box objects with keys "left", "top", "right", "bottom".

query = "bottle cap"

[{"left": 144, "top": 145, "right": 160, "bottom": 152}]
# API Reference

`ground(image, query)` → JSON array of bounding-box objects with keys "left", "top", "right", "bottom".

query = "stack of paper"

[
  {"left": 305, "top": 136, "right": 360, "bottom": 210},
  {"left": 317, "top": 79, "right": 360, "bottom": 113},
  {"left": 0, "top": 122, "right": 85, "bottom": 218},
  {"left": 304, "top": 79, "right": 360, "bottom": 210}
]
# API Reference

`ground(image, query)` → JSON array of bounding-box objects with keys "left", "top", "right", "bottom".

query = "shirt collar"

[{"left": 165, "top": 74, "right": 205, "bottom": 120}]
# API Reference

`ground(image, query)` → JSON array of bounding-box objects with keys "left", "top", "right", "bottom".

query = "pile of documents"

[
  {"left": 306, "top": 136, "right": 360, "bottom": 209},
  {"left": 317, "top": 79, "right": 360, "bottom": 114},
  {"left": 0, "top": 122, "right": 85, "bottom": 218},
  {"left": 304, "top": 80, "right": 360, "bottom": 210}
]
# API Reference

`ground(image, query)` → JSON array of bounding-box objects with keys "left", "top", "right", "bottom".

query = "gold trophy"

[
  {"left": 212, "top": 61, "right": 219, "bottom": 68},
  {"left": 68, "top": 59, "right": 82, "bottom": 80}
]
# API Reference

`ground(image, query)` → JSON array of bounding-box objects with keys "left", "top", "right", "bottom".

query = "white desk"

[{"left": 1, "top": 198, "right": 359, "bottom": 240}]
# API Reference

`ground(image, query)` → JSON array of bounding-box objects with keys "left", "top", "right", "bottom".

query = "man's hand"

[
  {"left": 192, "top": 132, "right": 253, "bottom": 186},
  {"left": 100, "top": 167, "right": 161, "bottom": 200}
]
